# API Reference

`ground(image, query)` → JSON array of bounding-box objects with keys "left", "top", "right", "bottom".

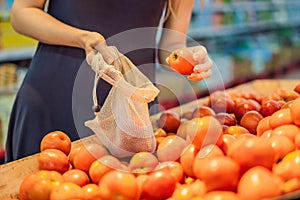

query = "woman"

[{"left": 5, "top": 0, "right": 212, "bottom": 162}]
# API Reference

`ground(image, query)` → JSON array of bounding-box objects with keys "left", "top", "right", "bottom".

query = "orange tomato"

[
  {"left": 38, "top": 148, "right": 70, "bottom": 174},
  {"left": 129, "top": 152, "right": 159, "bottom": 174},
  {"left": 192, "top": 144, "right": 224, "bottom": 179},
  {"left": 193, "top": 156, "right": 240, "bottom": 191},
  {"left": 167, "top": 48, "right": 197, "bottom": 75},
  {"left": 269, "top": 108, "right": 293, "bottom": 129},
  {"left": 237, "top": 166, "right": 282, "bottom": 200},
  {"left": 73, "top": 142, "right": 107, "bottom": 173},
  {"left": 49, "top": 182, "right": 84, "bottom": 200},
  {"left": 171, "top": 184, "right": 196, "bottom": 200},
  {"left": 272, "top": 124, "right": 300, "bottom": 142},
  {"left": 224, "top": 125, "right": 249, "bottom": 137},
  {"left": 282, "top": 178, "right": 300, "bottom": 194},
  {"left": 180, "top": 143, "right": 199, "bottom": 178},
  {"left": 98, "top": 170, "right": 140, "bottom": 200},
  {"left": 82, "top": 184, "right": 102, "bottom": 200},
  {"left": 295, "top": 133, "right": 300, "bottom": 149},
  {"left": 227, "top": 137, "right": 275, "bottom": 173},
  {"left": 40, "top": 131, "right": 72, "bottom": 155},
  {"left": 256, "top": 116, "right": 271, "bottom": 137},
  {"left": 219, "top": 134, "right": 236, "bottom": 155},
  {"left": 269, "top": 135, "right": 295, "bottom": 162},
  {"left": 155, "top": 161, "right": 184, "bottom": 183},
  {"left": 68, "top": 144, "right": 82, "bottom": 166},
  {"left": 291, "top": 97, "right": 300, "bottom": 125},
  {"left": 273, "top": 150, "right": 300, "bottom": 181},
  {"left": 62, "top": 169, "right": 90, "bottom": 187},
  {"left": 28, "top": 179, "right": 61, "bottom": 200},
  {"left": 19, "top": 170, "right": 63, "bottom": 200},
  {"left": 203, "top": 191, "right": 239, "bottom": 200},
  {"left": 156, "top": 135, "right": 187, "bottom": 162},
  {"left": 89, "top": 155, "right": 122, "bottom": 184},
  {"left": 186, "top": 116, "right": 223, "bottom": 149}
]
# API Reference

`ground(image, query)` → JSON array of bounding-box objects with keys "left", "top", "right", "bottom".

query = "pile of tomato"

[{"left": 18, "top": 83, "right": 300, "bottom": 200}]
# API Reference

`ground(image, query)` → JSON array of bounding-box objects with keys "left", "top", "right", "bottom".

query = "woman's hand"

[
  {"left": 166, "top": 45, "right": 213, "bottom": 81},
  {"left": 185, "top": 46, "right": 213, "bottom": 81},
  {"left": 81, "top": 31, "right": 115, "bottom": 65}
]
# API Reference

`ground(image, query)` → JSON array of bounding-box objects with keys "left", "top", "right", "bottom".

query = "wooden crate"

[{"left": 0, "top": 79, "right": 299, "bottom": 199}]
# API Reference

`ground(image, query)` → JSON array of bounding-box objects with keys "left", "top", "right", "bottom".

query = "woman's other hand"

[{"left": 82, "top": 31, "right": 115, "bottom": 65}]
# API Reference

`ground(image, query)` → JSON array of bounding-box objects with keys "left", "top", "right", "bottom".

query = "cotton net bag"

[{"left": 85, "top": 46, "right": 160, "bottom": 158}]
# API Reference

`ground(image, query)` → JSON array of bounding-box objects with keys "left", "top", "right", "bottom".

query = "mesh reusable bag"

[{"left": 85, "top": 47, "right": 160, "bottom": 158}]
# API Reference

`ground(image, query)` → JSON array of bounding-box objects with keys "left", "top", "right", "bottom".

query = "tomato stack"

[{"left": 18, "top": 83, "right": 300, "bottom": 200}]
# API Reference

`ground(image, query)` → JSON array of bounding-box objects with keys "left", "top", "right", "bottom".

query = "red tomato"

[
  {"left": 141, "top": 170, "right": 177, "bottom": 200},
  {"left": 167, "top": 48, "right": 196, "bottom": 75}
]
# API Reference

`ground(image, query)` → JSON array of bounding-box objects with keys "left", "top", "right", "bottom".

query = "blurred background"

[{"left": 0, "top": 0, "right": 300, "bottom": 161}]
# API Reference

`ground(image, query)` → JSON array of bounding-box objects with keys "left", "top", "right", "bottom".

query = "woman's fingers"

[
  {"left": 191, "top": 46, "right": 207, "bottom": 62},
  {"left": 188, "top": 69, "right": 212, "bottom": 81},
  {"left": 95, "top": 42, "right": 115, "bottom": 64},
  {"left": 193, "top": 56, "right": 213, "bottom": 73}
]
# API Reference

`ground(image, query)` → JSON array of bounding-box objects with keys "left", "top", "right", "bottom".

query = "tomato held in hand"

[{"left": 167, "top": 48, "right": 197, "bottom": 75}]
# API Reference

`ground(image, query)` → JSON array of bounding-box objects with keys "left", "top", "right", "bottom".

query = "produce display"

[{"left": 5, "top": 82, "right": 300, "bottom": 200}]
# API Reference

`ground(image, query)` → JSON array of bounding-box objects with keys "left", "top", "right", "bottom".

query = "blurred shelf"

[
  {"left": 193, "top": 0, "right": 300, "bottom": 14},
  {"left": 0, "top": 47, "right": 36, "bottom": 63},
  {"left": 188, "top": 19, "right": 300, "bottom": 40}
]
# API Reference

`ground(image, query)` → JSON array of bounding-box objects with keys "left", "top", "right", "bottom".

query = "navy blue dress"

[{"left": 5, "top": 0, "right": 166, "bottom": 162}]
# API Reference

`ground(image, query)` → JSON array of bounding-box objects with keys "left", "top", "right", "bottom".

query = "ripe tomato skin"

[
  {"left": 82, "top": 184, "right": 102, "bottom": 200},
  {"left": 227, "top": 137, "right": 275, "bottom": 173},
  {"left": 141, "top": 170, "right": 177, "bottom": 200},
  {"left": 19, "top": 170, "right": 63, "bottom": 200},
  {"left": 49, "top": 182, "right": 84, "bottom": 200},
  {"left": 40, "top": 131, "right": 72, "bottom": 155},
  {"left": 27, "top": 179, "right": 61, "bottom": 200},
  {"left": 291, "top": 97, "right": 300, "bottom": 125},
  {"left": 38, "top": 148, "right": 70, "bottom": 174},
  {"left": 73, "top": 143, "right": 107, "bottom": 173},
  {"left": 237, "top": 166, "right": 282, "bottom": 200},
  {"left": 98, "top": 170, "right": 140, "bottom": 200},
  {"left": 194, "top": 156, "right": 240, "bottom": 191},
  {"left": 167, "top": 48, "right": 196, "bottom": 75},
  {"left": 62, "top": 169, "right": 90, "bottom": 187},
  {"left": 186, "top": 116, "right": 223, "bottom": 150}
]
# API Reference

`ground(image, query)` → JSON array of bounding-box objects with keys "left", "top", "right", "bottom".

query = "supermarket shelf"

[
  {"left": 193, "top": 0, "right": 300, "bottom": 14},
  {"left": 188, "top": 19, "right": 300, "bottom": 39},
  {"left": 0, "top": 47, "right": 36, "bottom": 63}
]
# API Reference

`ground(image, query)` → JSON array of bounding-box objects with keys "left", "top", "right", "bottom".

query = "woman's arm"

[
  {"left": 158, "top": 0, "right": 212, "bottom": 81},
  {"left": 158, "top": 0, "right": 195, "bottom": 65},
  {"left": 10, "top": 0, "right": 106, "bottom": 55}
]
